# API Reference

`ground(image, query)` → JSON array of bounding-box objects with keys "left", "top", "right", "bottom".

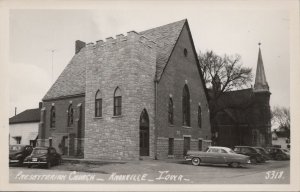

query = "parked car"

[
  {"left": 9, "top": 145, "right": 33, "bottom": 166},
  {"left": 23, "top": 147, "right": 62, "bottom": 168},
  {"left": 254, "top": 147, "right": 271, "bottom": 161},
  {"left": 185, "top": 146, "right": 251, "bottom": 168},
  {"left": 233, "top": 146, "right": 265, "bottom": 164},
  {"left": 265, "top": 147, "right": 290, "bottom": 160}
]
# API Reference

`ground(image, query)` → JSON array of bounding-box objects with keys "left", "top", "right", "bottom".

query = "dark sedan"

[
  {"left": 233, "top": 146, "right": 265, "bottom": 164},
  {"left": 266, "top": 147, "right": 290, "bottom": 160},
  {"left": 23, "top": 147, "right": 62, "bottom": 168},
  {"left": 9, "top": 145, "right": 33, "bottom": 166},
  {"left": 254, "top": 147, "right": 271, "bottom": 161}
]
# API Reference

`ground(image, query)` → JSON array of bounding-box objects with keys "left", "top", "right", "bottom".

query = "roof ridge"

[{"left": 139, "top": 19, "right": 187, "bottom": 34}]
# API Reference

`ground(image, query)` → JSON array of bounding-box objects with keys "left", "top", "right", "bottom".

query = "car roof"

[
  {"left": 33, "top": 147, "right": 49, "bottom": 150},
  {"left": 234, "top": 146, "right": 254, "bottom": 148},
  {"left": 209, "top": 146, "right": 232, "bottom": 150}
]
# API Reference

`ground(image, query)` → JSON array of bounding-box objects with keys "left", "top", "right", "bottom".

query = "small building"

[
  {"left": 38, "top": 19, "right": 212, "bottom": 160},
  {"left": 272, "top": 129, "right": 290, "bottom": 149},
  {"left": 9, "top": 106, "right": 41, "bottom": 147},
  {"left": 210, "top": 45, "right": 272, "bottom": 148}
]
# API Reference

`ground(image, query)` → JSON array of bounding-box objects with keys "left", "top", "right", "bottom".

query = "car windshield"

[
  {"left": 9, "top": 145, "right": 24, "bottom": 152},
  {"left": 32, "top": 149, "right": 48, "bottom": 155}
]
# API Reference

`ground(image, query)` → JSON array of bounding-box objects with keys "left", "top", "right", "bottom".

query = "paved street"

[{"left": 9, "top": 159, "right": 289, "bottom": 184}]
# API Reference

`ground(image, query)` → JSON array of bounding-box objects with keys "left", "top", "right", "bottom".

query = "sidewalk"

[{"left": 62, "top": 156, "right": 187, "bottom": 165}]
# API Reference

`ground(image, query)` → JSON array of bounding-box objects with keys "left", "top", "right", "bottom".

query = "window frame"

[
  {"left": 113, "top": 87, "right": 122, "bottom": 116},
  {"left": 50, "top": 106, "right": 56, "bottom": 128},
  {"left": 67, "top": 104, "right": 74, "bottom": 127},
  {"left": 168, "top": 97, "right": 174, "bottom": 125},
  {"left": 95, "top": 90, "right": 103, "bottom": 117},
  {"left": 198, "top": 105, "right": 202, "bottom": 128},
  {"left": 182, "top": 84, "right": 191, "bottom": 126}
]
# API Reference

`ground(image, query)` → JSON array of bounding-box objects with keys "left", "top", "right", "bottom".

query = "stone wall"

[
  {"left": 84, "top": 32, "right": 156, "bottom": 160},
  {"left": 155, "top": 24, "right": 211, "bottom": 158}
]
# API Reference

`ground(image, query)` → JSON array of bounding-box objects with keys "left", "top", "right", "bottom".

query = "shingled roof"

[
  {"left": 43, "top": 19, "right": 188, "bottom": 101},
  {"left": 9, "top": 108, "right": 40, "bottom": 124}
]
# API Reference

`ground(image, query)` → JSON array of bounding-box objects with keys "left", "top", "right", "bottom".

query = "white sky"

[{"left": 9, "top": 1, "right": 291, "bottom": 117}]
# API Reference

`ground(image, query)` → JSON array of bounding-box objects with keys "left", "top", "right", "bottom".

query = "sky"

[{"left": 9, "top": 1, "right": 291, "bottom": 117}]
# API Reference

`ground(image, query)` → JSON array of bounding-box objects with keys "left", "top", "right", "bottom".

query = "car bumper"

[
  {"left": 9, "top": 159, "right": 20, "bottom": 164},
  {"left": 185, "top": 156, "right": 192, "bottom": 161},
  {"left": 23, "top": 161, "right": 47, "bottom": 164}
]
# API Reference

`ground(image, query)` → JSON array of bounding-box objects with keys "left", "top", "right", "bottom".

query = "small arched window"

[
  {"left": 95, "top": 90, "right": 102, "bottom": 117},
  {"left": 67, "top": 104, "right": 74, "bottom": 127},
  {"left": 50, "top": 106, "right": 55, "bottom": 128},
  {"left": 168, "top": 97, "right": 174, "bottom": 125},
  {"left": 182, "top": 84, "right": 190, "bottom": 126},
  {"left": 198, "top": 105, "right": 202, "bottom": 128},
  {"left": 113, "top": 87, "right": 122, "bottom": 116}
]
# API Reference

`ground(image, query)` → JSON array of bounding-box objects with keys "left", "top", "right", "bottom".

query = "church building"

[
  {"left": 38, "top": 19, "right": 212, "bottom": 160},
  {"left": 211, "top": 44, "right": 272, "bottom": 148}
]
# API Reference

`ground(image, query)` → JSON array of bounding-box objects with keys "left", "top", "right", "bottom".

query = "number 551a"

[{"left": 265, "top": 171, "right": 284, "bottom": 179}]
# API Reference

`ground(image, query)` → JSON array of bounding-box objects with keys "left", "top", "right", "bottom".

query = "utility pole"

[{"left": 51, "top": 49, "right": 56, "bottom": 83}]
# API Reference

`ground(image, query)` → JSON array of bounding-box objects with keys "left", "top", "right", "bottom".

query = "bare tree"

[
  {"left": 271, "top": 106, "right": 290, "bottom": 131},
  {"left": 198, "top": 50, "right": 253, "bottom": 118}
]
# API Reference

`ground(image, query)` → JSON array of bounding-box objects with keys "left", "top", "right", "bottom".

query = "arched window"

[
  {"left": 168, "top": 97, "right": 174, "bottom": 125},
  {"left": 50, "top": 106, "right": 55, "bottom": 128},
  {"left": 182, "top": 84, "right": 190, "bottom": 126},
  {"left": 67, "top": 104, "right": 74, "bottom": 127},
  {"left": 113, "top": 87, "right": 122, "bottom": 116},
  {"left": 95, "top": 90, "right": 102, "bottom": 117},
  {"left": 198, "top": 105, "right": 202, "bottom": 128}
]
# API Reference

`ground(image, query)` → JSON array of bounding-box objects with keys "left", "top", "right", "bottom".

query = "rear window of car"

[
  {"left": 9, "top": 145, "right": 23, "bottom": 152},
  {"left": 32, "top": 149, "right": 48, "bottom": 155}
]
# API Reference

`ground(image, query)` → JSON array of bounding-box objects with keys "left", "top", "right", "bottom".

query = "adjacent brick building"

[
  {"left": 38, "top": 19, "right": 212, "bottom": 160},
  {"left": 211, "top": 45, "right": 272, "bottom": 148}
]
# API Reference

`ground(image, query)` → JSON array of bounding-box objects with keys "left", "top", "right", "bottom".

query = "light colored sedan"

[{"left": 185, "top": 146, "right": 251, "bottom": 168}]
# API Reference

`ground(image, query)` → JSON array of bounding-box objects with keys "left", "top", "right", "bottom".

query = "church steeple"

[{"left": 254, "top": 43, "right": 269, "bottom": 92}]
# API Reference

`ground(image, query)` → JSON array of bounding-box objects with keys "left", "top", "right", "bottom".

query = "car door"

[{"left": 205, "top": 148, "right": 224, "bottom": 164}]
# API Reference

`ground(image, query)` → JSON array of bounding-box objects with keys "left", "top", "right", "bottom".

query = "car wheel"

[
  {"left": 58, "top": 158, "right": 62, "bottom": 165},
  {"left": 46, "top": 161, "right": 51, "bottom": 169},
  {"left": 250, "top": 157, "right": 257, "bottom": 164},
  {"left": 27, "top": 165, "right": 32, "bottom": 168},
  {"left": 276, "top": 155, "right": 283, "bottom": 160},
  {"left": 191, "top": 157, "right": 201, "bottom": 166},
  {"left": 230, "top": 162, "right": 240, "bottom": 168},
  {"left": 18, "top": 160, "right": 23, "bottom": 167}
]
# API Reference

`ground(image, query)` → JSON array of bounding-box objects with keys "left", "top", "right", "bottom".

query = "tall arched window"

[
  {"left": 50, "top": 106, "right": 56, "bottom": 128},
  {"left": 67, "top": 104, "right": 74, "bottom": 127},
  {"left": 182, "top": 84, "right": 190, "bottom": 126},
  {"left": 198, "top": 105, "right": 202, "bottom": 128},
  {"left": 95, "top": 90, "right": 102, "bottom": 117},
  {"left": 168, "top": 97, "right": 174, "bottom": 124},
  {"left": 113, "top": 87, "right": 122, "bottom": 116}
]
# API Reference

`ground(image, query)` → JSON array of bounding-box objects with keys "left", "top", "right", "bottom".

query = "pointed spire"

[{"left": 254, "top": 43, "right": 269, "bottom": 92}]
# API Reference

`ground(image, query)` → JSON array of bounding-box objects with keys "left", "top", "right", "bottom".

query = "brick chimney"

[
  {"left": 39, "top": 102, "right": 43, "bottom": 109},
  {"left": 75, "top": 40, "right": 86, "bottom": 54}
]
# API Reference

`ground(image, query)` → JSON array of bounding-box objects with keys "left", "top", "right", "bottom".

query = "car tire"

[
  {"left": 191, "top": 157, "right": 201, "bottom": 166},
  {"left": 46, "top": 161, "right": 51, "bottom": 169},
  {"left": 58, "top": 158, "right": 62, "bottom": 165},
  {"left": 250, "top": 157, "right": 257, "bottom": 164},
  {"left": 27, "top": 165, "right": 32, "bottom": 168},
  {"left": 230, "top": 162, "right": 240, "bottom": 168},
  {"left": 276, "top": 155, "right": 283, "bottom": 160}
]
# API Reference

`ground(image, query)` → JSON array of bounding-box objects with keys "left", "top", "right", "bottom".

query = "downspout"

[{"left": 154, "top": 79, "right": 158, "bottom": 160}]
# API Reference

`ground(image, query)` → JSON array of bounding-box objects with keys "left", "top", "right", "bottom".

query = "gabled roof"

[
  {"left": 140, "top": 19, "right": 186, "bottom": 80},
  {"left": 9, "top": 108, "right": 40, "bottom": 124},
  {"left": 43, "top": 52, "right": 86, "bottom": 100},
  {"left": 43, "top": 19, "right": 204, "bottom": 101}
]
